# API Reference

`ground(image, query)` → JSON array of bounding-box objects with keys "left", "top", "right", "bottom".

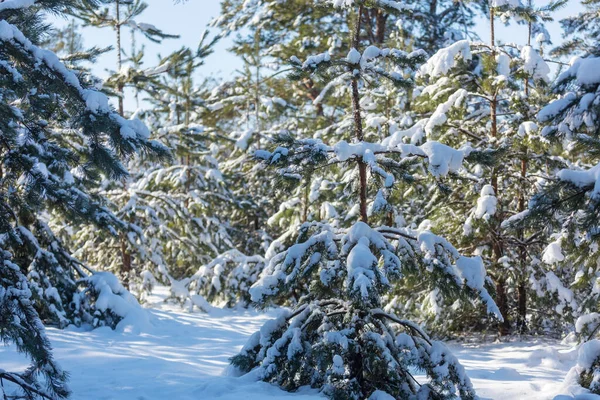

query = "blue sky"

[{"left": 53, "top": 1, "right": 584, "bottom": 110}]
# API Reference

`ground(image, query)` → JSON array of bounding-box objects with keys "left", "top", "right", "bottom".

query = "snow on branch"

[
  {"left": 0, "top": 0, "right": 35, "bottom": 11},
  {"left": 419, "top": 40, "right": 471, "bottom": 77},
  {"left": 556, "top": 162, "right": 600, "bottom": 198}
]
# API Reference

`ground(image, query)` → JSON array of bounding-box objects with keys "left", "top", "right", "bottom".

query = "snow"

[
  {"left": 496, "top": 53, "right": 511, "bottom": 78},
  {"left": 557, "top": 57, "right": 600, "bottom": 87},
  {"left": 419, "top": 40, "right": 471, "bottom": 77},
  {"left": 346, "top": 236, "right": 378, "bottom": 298},
  {"left": 538, "top": 93, "right": 577, "bottom": 122},
  {"left": 518, "top": 121, "right": 539, "bottom": 137},
  {"left": 521, "top": 46, "right": 550, "bottom": 82},
  {"left": 492, "top": 0, "right": 521, "bottom": 6},
  {"left": 302, "top": 51, "right": 330, "bottom": 69},
  {"left": 332, "top": 354, "right": 344, "bottom": 375},
  {"left": 455, "top": 256, "right": 486, "bottom": 292},
  {"left": 346, "top": 48, "right": 361, "bottom": 65},
  {"left": 543, "top": 240, "right": 566, "bottom": 264},
  {"left": 235, "top": 129, "right": 255, "bottom": 150},
  {"left": 0, "top": 0, "right": 35, "bottom": 11},
  {"left": 419, "top": 141, "right": 471, "bottom": 177},
  {"left": 474, "top": 184, "right": 498, "bottom": 220},
  {"left": 333, "top": 140, "right": 386, "bottom": 162},
  {"left": 81, "top": 272, "right": 151, "bottom": 333},
  {"left": 424, "top": 89, "right": 467, "bottom": 136},
  {"left": 576, "top": 313, "right": 600, "bottom": 334},
  {"left": 559, "top": 340, "right": 600, "bottom": 398},
  {"left": 0, "top": 293, "right": 583, "bottom": 399},
  {"left": 557, "top": 163, "right": 600, "bottom": 198},
  {"left": 369, "top": 390, "right": 395, "bottom": 400}
]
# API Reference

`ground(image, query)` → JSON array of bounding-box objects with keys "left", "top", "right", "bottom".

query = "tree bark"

[
  {"left": 375, "top": 9, "right": 387, "bottom": 44},
  {"left": 495, "top": 276, "right": 510, "bottom": 336}
]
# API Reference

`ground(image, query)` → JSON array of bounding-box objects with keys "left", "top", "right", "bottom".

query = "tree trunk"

[
  {"left": 120, "top": 233, "right": 132, "bottom": 286},
  {"left": 351, "top": 6, "right": 368, "bottom": 223},
  {"left": 517, "top": 6, "right": 533, "bottom": 334},
  {"left": 116, "top": 0, "right": 124, "bottom": 116},
  {"left": 375, "top": 9, "right": 387, "bottom": 44},
  {"left": 304, "top": 79, "right": 324, "bottom": 116},
  {"left": 490, "top": 6, "right": 510, "bottom": 335},
  {"left": 302, "top": 177, "right": 311, "bottom": 223},
  {"left": 496, "top": 276, "right": 510, "bottom": 336},
  {"left": 115, "top": 0, "right": 132, "bottom": 285}
]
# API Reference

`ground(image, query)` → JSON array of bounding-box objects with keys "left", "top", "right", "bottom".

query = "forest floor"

[{"left": 1, "top": 288, "right": 581, "bottom": 400}]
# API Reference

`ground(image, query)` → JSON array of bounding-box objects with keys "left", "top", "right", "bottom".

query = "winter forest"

[{"left": 7, "top": 0, "right": 600, "bottom": 399}]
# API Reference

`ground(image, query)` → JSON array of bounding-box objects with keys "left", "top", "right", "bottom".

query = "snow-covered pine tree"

[
  {"left": 230, "top": 1, "right": 502, "bottom": 398},
  {"left": 211, "top": 0, "right": 495, "bottom": 270},
  {"left": 1, "top": 260, "right": 69, "bottom": 399},
  {"left": 408, "top": 0, "right": 564, "bottom": 335},
  {"left": 519, "top": 0, "right": 600, "bottom": 370},
  {"left": 0, "top": 0, "right": 166, "bottom": 397},
  {"left": 60, "top": 0, "right": 181, "bottom": 287}
]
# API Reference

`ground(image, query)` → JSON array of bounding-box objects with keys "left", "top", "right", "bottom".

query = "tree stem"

[{"left": 352, "top": 5, "right": 368, "bottom": 223}]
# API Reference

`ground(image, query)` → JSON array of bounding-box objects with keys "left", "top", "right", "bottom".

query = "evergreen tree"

[
  {"left": 61, "top": 0, "right": 180, "bottom": 287},
  {"left": 0, "top": 0, "right": 167, "bottom": 397},
  {"left": 230, "top": 1, "right": 502, "bottom": 398},
  {"left": 407, "top": 0, "right": 564, "bottom": 335},
  {"left": 521, "top": 0, "right": 600, "bottom": 340}
]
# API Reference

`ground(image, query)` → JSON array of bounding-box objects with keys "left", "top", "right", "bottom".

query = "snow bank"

[
  {"left": 79, "top": 272, "right": 151, "bottom": 333},
  {"left": 557, "top": 340, "right": 600, "bottom": 399}
]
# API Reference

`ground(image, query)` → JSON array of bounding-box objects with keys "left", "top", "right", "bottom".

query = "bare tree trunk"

[
  {"left": 495, "top": 276, "right": 510, "bottom": 335},
  {"left": 302, "top": 177, "right": 311, "bottom": 223}
]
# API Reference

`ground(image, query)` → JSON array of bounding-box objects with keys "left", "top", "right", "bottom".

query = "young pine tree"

[
  {"left": 62, "top": 0, "right": 179, "bottom": 287},
  {"left": 230, "top": 1, "right": 502, "bottom": 398},
  {"left": 408, "top": 0, "right": 564, "bottom": 335},
  {"left": 521, "top": 0, "right": 600, "bottom": 391},
  {"left": 0, "top": 0, "right": 167, "bottom": 397}
]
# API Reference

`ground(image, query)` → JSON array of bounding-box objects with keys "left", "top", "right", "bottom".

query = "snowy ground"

[{"left": 1, "top": 289, "right": 581, "bottom": 400}]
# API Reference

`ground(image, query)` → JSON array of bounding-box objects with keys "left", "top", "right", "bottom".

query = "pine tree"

[
  {"left": 0, "top": 0, "right": 167, "bottom": 397},
  {"left": 520, "top": 0, "right": 600, "bottom": 342},
  {"left": 62, "top": 0, "right": 180, "bottom": 287},
  {"left": 230, "top": 1, "right": 502, "bottom": 398},
  {"left": 406, "top": 0, "right": 565, "bottom": 335}
]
